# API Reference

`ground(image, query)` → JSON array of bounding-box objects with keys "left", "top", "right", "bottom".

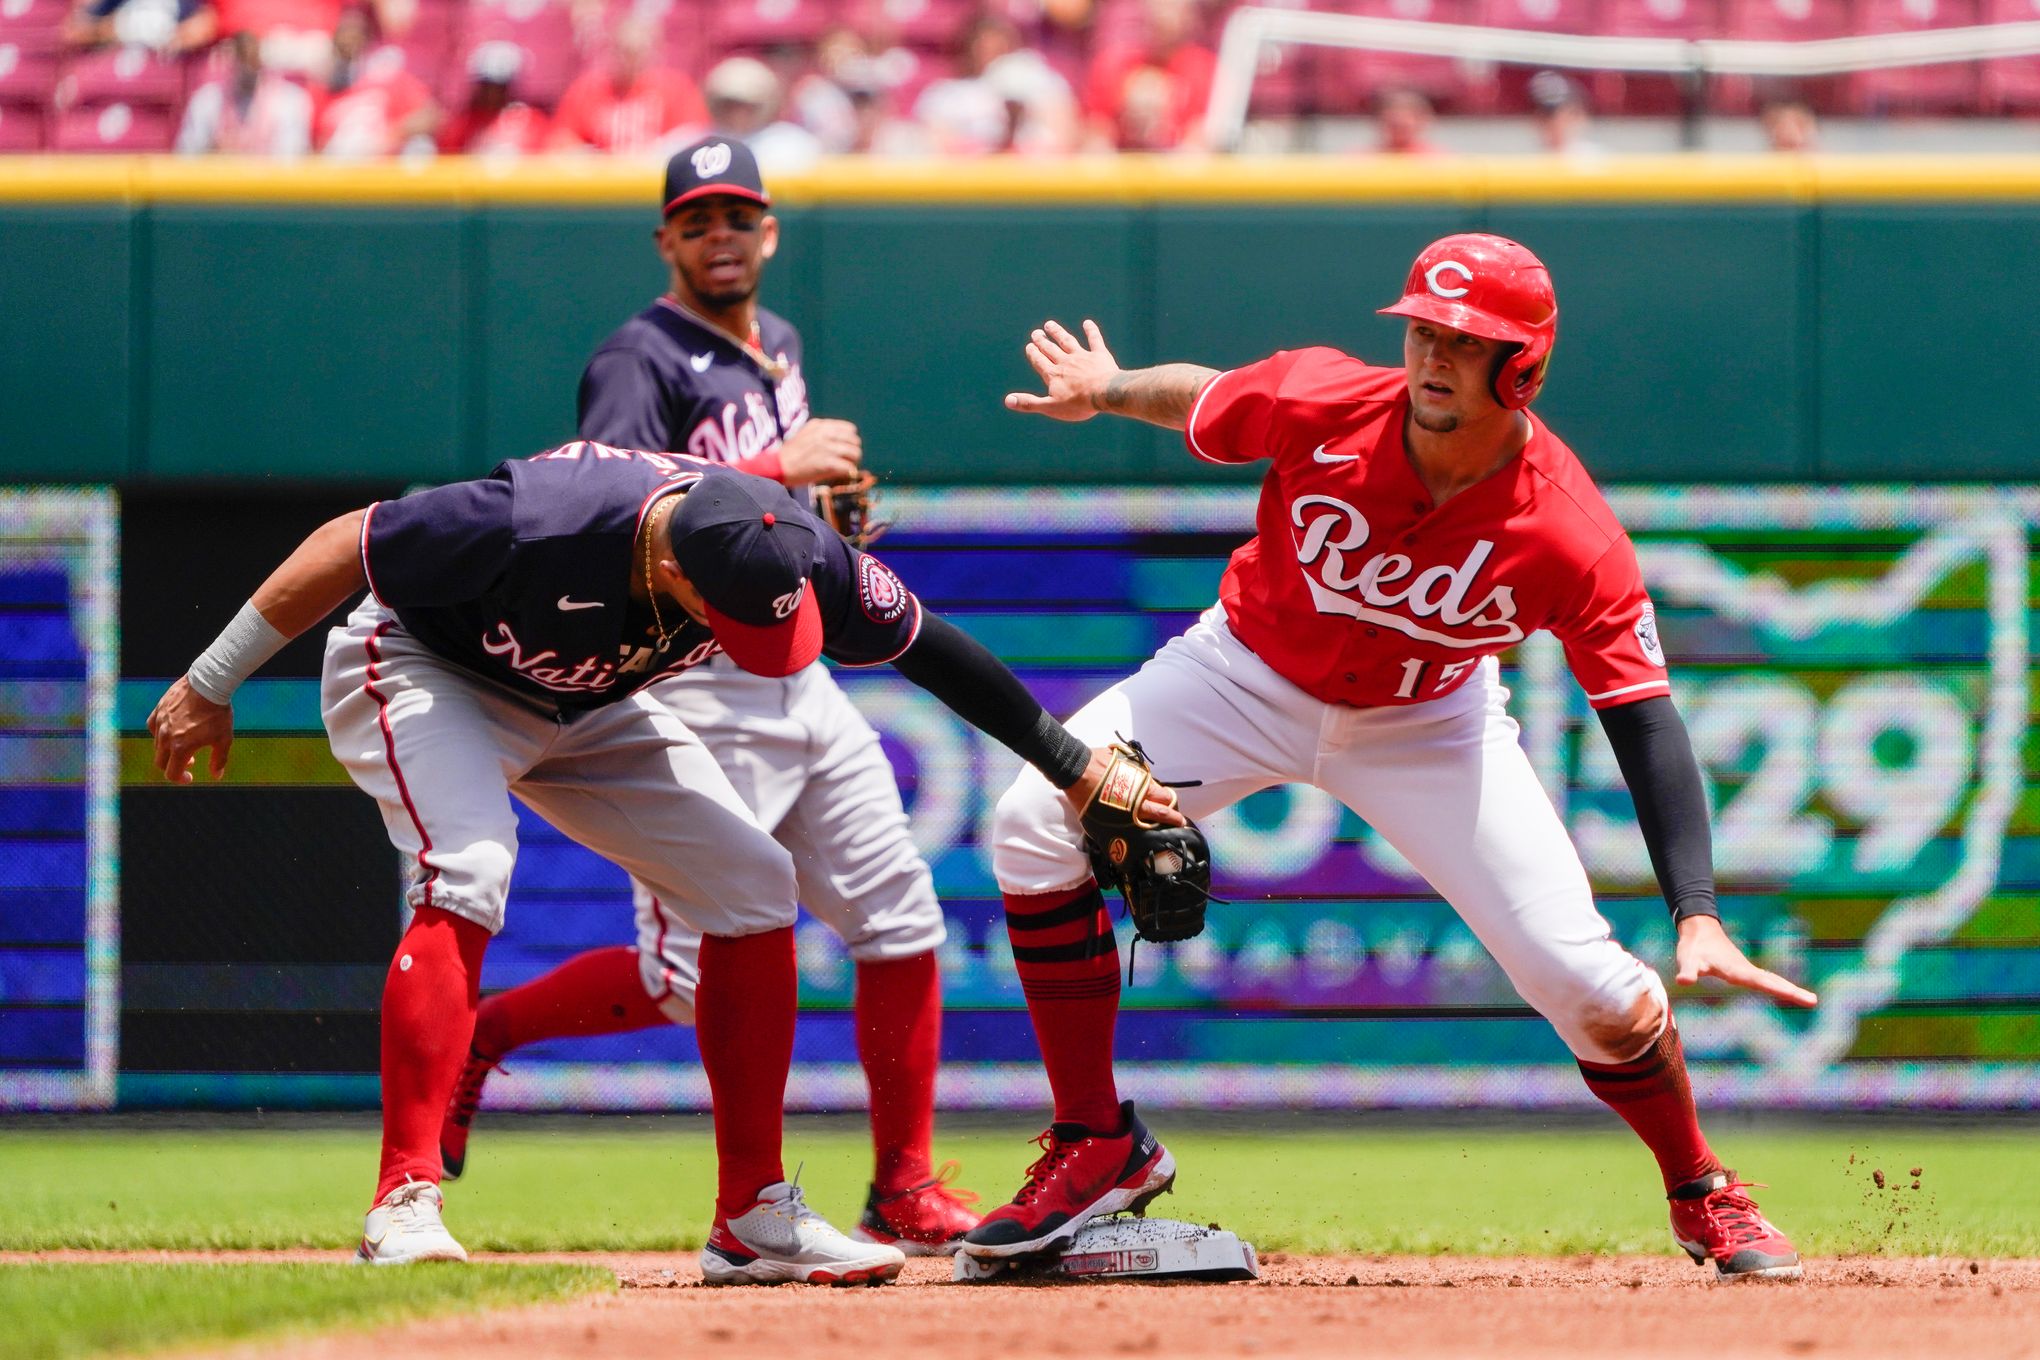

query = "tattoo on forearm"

[{"left": 1096, "top": 364, "right": 1221, "bottom": 429}]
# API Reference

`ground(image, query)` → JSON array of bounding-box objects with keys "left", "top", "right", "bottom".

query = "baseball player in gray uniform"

[
  {"left": 146, "top": 453, "right": 1180, "bottom": 1280},
  {"left": 434, "top": 137, "right": 979, "bottom": 1255}
]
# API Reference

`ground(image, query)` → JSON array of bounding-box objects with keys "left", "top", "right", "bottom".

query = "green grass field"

[
  {"left": 0, "top": 1263, "right": 611, "bottom": 1360},
  {"left": 3, "top": 1121, "right": 2035, "bottom": 1259}
]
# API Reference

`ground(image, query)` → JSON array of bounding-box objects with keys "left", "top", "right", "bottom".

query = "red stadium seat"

[
  {"left": 0, "top": 0, "right": 69, "bottom": 33},
  {"left": 0, "top": 29, "right": 59, "bottom": 104},
  {"left": 460, "top": 0, "right": 578, "bottom": 107},
  {"left": 1981, "top": 0, "right": 2040, "bottom": 110},
  {"left": 50, "top": 98, "right": 175, "bottom": 149},
  {"left": 1478, "top": 0, "right": 1601, "bottom": 32},
  {"left": 1851, "top": 0, "right": 1981, "bottom": 113},
  {"left": 1311, "top": 0, "right": 1482, "bottom": 114},
  {"left": 844, "top": 0, "right": 974, "bottom": 52},
  {"left": 705, "top": 0, "right": 839, "bottom": 54},
  {"left": 1716, "top": 0, "right": 1852, "bottom": 110},
  {"left": 0, "top": 98, "right": 43, "bottom": 148},
  {"left": 1596, "top": 0, "right": 1718, "bottom": 110},
  {"left": 57, "top": 43, "right": 188, "bottom": 108}
]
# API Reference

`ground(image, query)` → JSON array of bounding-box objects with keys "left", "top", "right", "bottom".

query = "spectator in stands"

[
  {"left": 915, "top": 12, "right": 1077, "bottom": 155},
  {"left": 1374, "top": 87, "right": 1445, "bottom": 155},
  {"left": 176, "top": 28, "right": 313, "bottom": 155},
  {"left": 63, "top": 0, "right": 215, "bottom": 53},
  {"left": 792, "top": 24, "right": 917, "bottom": 154},
  {"left": 703, "top": 55, "right": 824, "bottom": 174},
  {"left": 1760, "top": 95, "right": 1818, "bottom": 153},
  {"left": 438, "top": 40, "right": 549, "bottom": 156},
  {"left": 549, "top": 14, "right": 705, "bottom": 154},
  {"left": 1529, "top": 70, "right": 1604, "bottom": 163},
  {"left": 1083, "top": 0, "right": 1214, "bottom": 152},
  {"left": 314, "top": 7, "right": 436, "bottom": 158}
]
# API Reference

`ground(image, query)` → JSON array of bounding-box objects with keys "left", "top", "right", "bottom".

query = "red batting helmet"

[{"left": 1378, "top": 233, "right": 1557, "bottom": 410}]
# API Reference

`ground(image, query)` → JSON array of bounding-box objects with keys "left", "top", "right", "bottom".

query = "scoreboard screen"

[
  {"left": 480, "top": 486, "right": 2040, "bottom": 1113},
  {"left": 0, "top": 491, "right": 117, "bottom": 1108}
]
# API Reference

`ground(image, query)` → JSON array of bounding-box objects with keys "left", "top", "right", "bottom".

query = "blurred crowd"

[{"left": 0, "top": 0, "right": 1988, "bottom": 157}]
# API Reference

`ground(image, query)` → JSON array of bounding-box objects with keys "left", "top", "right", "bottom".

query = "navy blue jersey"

[
  {"left": 577, "top": 297, "right": 809, "bottom": 473},
  {"left": 360, "top": 444, "right": 922, "bottom": 712}
]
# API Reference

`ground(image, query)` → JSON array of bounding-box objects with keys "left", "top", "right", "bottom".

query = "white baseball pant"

[
  {"left": 322, "top": 600, "right": 797, "bottom": 940},
  {"left": 992, "top": 606, "right": 1667, "bottom": 1065},
  {"left": 630, "top": 655, "right": 945, "bottom": 1023}
]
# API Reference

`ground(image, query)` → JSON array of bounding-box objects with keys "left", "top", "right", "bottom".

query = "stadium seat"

[
  {"left": 0, "top": 0, "right": 69, "bottom": 32},
  {"left": 1981, "top": 0, "right": 2040, "bottom": 110},
  {"left": 844, "top": 0, "right": 974, "bottom": 52},
  {"left": 394, "top": 0, "right": 460, "bottom": 84},
  {"left": 1595, "top": 0, "right": 1718, "bottom": 111},
  {"left": 1311, "top": 0, "right": 1482, "bottom": 115},
  {"left": 0, "top": 98, "right": 43, "bottom": 148},
  {"left": 49, "top": 98, "right": 175, "bottom": 149},
  {"left": 1851, "top": 0, "right": 1981, "bottom": 113},
  {"left": 1715, "top": 0, "right": 1852, "bottom": 110},
  {"left": 57, "top": 44, "right": 188, "bottom": 109},
  {"left": 705, "top": 0, "right": 839, "bottom": 54},
  {"left": 0, "top": 29, "right": 59, "bottom": 106},
  {"left": 459, "top": 0, "right": 578, "bottom": 107}
]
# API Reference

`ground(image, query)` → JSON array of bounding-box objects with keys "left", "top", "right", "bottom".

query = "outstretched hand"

[
  {"left": 147, "top": 675, "right": 235, "bottom": 784},
  {"left": 1005, "top": 319, "right": 1121, "bottom": 422},
  {"left": 1675, "top": 915, "right": 1817, "bottom": 1008}
]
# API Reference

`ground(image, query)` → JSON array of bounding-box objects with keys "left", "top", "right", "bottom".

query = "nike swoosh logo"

[
  {"left": 557, "top": 596, "right": 604, "bottom": 611},
  {"left": 689, "top": 353, "right": 714, "bottom": 372},
  {"left": 1313, "top": 444, "right": 1359, "bottom": 463}
]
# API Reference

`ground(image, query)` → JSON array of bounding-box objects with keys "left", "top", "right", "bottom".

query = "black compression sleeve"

[
  {"left": 1595, "top": 695, "right": 1721, "bottom": 923},
  {"left": 891, "top": 612, "right": 1091, "bottom": 789}
]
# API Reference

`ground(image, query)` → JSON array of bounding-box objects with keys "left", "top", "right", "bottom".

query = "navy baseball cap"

[
  {"left": 663, "top": 137, "right": 770, "bottom": 217},
  {"left": 667, "top": 472, "right": 820, "bottom": 677}
]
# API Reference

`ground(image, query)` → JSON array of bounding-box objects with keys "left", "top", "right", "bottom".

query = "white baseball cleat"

[
  {"left": 700, "top": 1180, "right": 907, "bottom": 1286},
  {"left": 355, "top": 1178, "right": 469, "bottom": 1265}
]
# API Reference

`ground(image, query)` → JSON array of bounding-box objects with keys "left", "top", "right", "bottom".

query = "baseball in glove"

[
  {"left": 1080, "top": 737, "right": 1214, "bottom": 946},
  {"left": 811, "top": 471, "right": 889, "bottom": 550}
]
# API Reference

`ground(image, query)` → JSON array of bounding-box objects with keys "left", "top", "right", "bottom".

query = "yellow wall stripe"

[{"left": 6, "top": 154, "right": 2040, "bottom": 207}]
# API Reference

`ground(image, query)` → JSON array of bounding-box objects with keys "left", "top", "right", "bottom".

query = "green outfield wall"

[{"left": 3, "top": 156, "right": 2039, "bottom": 486}]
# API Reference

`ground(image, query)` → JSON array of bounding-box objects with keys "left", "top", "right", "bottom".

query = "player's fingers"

[
  {"left": 1005, "top": 391, "right": 1050, "bottom": 411},
  {"left": 1043, "top": 319, "right": 1081, "bottom": 353},
  {"left": 209, "top": 731, "right": 233, "bottom": 780},
  {"left": 1082, "top": 318, "right": 1105, "bottom": 349},
  {"left": 1708, "top": 956, "right": 1818, "bottom": 1008},
  {"left": 1025, "top": 342, "right": 1061, "bottom": 380}
]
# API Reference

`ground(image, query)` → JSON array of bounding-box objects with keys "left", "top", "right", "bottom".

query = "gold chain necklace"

[{"left": 642, "top": 494, "right": 681, "bottom": 649}]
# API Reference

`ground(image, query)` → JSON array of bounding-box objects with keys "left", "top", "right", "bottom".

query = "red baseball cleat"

[
  {"left": 851, "top": 1161, "right": 983, "bottom": 1256},
  {"left": 959, "top": 1100, "right": 1175, "bottom": 1260},
  {"left": 439, "top": 1045, "right": 502, "bottom": 1181},
  {"left": 1669, "top": 1169, "right": 1804, "bottom": 1280}
]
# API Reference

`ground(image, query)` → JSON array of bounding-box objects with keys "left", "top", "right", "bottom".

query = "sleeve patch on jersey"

[
  {"left": 1635, "top": 601, "right": 1666, "bottom": 667},
  {"left": 859, "top": 555, "right": 910, "bottom": 624}
]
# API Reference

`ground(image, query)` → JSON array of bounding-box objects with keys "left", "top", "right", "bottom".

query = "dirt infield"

[{"left": 19, "top": 1252, "right": 2040, "bottom": 1360}]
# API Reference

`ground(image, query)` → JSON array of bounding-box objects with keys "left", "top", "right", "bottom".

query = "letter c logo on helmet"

[
  {"left": 1379, "top": 233, "right": 1559, "bottom": 410},
  {"left": 1424, "top": 261, "right": 1473, "bottom": 299}
]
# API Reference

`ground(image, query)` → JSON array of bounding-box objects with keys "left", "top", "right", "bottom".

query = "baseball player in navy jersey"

[
  {"left": 146, "top": 453, "right": 1179, "bottom": 1280},
  {"left": 431, "top": 138, "right": 980, "bottom": 1255},
  {"left": 960, "top": 234, "right": 1816, "bottom": 1279}
]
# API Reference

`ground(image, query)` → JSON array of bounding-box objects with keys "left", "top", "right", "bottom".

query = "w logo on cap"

[
  {"left": 771, "top": 580, "right": 807, "bottom": 620},
  {"left": 692, "top": 142, "right": 733, "bottom": 177}
]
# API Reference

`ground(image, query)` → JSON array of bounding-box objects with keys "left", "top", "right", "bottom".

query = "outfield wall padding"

[{"left": 2, "top": 157, "right": 2037, "bottom": 485}]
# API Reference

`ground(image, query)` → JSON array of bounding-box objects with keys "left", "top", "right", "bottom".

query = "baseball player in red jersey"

[{"left": 964, "top": 234, "right": 1818, "bottom": 1279}]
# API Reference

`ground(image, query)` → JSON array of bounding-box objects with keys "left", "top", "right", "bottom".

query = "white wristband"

[{"left": 186, "top": 601, "right": 289, "bottom": 705}]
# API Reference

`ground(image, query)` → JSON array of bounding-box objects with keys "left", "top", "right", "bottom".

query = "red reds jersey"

[{"left": 1184, "top": 347, "right": 1670, "bottom": 710}]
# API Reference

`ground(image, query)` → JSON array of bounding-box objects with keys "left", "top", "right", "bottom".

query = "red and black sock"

[
  {"left": 375, "top": 906, "right": 490, "bottom": 1203},
  {"left": 1003, "top": 881, "right": 1122, "bottom": 1132},
  {"left": 470, "top": 945, "right": 672, "bottom": 1060},
  {"left": 1577, "top": 1022, "right": 1722, "bottom": 1193},
  {"left": 854, "top": 951, "right": 942, "bottom": 1194},
  {"left": 695, "top": 927, "right": 796, "bottom": 1219}
]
